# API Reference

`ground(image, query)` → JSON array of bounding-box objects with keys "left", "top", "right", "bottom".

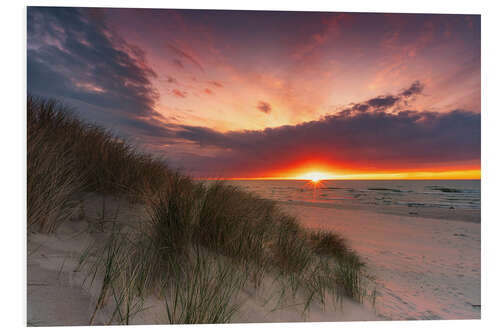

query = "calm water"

[{"left": 224, "top": 180, "right": 481, "bottom": 210}]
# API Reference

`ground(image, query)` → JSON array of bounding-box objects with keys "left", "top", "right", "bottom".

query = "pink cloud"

[{"left": 172, "top": 89, "right": 187, "bottom": 98}]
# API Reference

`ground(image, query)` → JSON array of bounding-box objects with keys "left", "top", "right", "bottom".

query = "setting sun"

[
  {"left": 310, "top": 177, "right": 320, "bottom": 183},
  {"left": 302, "top": 171, "right": 331, "bottom": 183}
]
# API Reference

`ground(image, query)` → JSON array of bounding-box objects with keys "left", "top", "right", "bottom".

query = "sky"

[{"left": 27, "top": 7, "right": 481, "bottom": 179}]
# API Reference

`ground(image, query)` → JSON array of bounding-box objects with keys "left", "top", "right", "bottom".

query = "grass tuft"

[
  {"left": 27, "top": 97, "right": 82, "bottom": 232},
  {"left": 28, "top": 96, "right": 373, "bottom": 324},
  {"left": 163, "top": 246, "right": 246, "bottom": 324}
]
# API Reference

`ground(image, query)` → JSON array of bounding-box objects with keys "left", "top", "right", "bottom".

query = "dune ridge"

[{"left": 27, "top": 96, "right": 377, "bottom": 326}]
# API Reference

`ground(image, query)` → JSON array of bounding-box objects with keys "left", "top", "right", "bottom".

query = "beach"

[
  {"left": 283, "top": 201, "right": 480, "bottom": 320},
  {"left": 27, "top": 186, "right": 480, "bottom": 325},
  {"left": 229, "top": 179, "right": 481, "bottom": 319}
]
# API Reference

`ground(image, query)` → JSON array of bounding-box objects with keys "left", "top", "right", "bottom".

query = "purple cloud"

[{"left": 257, "top": 101, "right": 272, "bottom": 114}]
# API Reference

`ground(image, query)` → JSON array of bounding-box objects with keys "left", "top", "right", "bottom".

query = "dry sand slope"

[
  {"left": 27, "top": 194, "right": 379, "bottom": 326},
  {"left": 283, "top": 203, "right": 481, "bottom": 320}
]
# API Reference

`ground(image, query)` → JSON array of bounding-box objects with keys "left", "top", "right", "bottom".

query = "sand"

[
  {"left": 27, "top": 193, "right": 480, "bottom": 326},
  {"left": 27, "top": 194, "right": 378, "bottom": 326},
  {"left": 283, "top": 201, "right": 480, "bottom": 320}
]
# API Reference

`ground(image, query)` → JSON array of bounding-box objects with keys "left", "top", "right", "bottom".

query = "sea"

[{"left": 223, "top": 179, "right": 481, "bottom": 211}]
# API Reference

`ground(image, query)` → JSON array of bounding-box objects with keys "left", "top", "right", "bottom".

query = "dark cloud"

[
  {"left": 27, "top": 7, "right": 160, "bottom": 124},
  {"left": 172, "top": 59, "right": 184, "bottom": 69},
  {"left": 344, "top": 80, "right": 425, "bottom": 114},
  {"left": 159, "top": 108, "right": 479, "bottom": 177},
  {"left": 257, "top": 101, "right": 272, "bottom": 114},
  {"left": 401, "top": 80, "right": 424, "bottom": 97},
  {"left": 352, "top": 103, "right": 370, "bottom": 112},
  {"left": 367, "top": 95, "right": 399, "bottom": 108},
  {"left": 166, "top": 75, "right": 177, "bottom": 84},
  {"left": 166, "top": 42, "right": 205, "bottom": 72},
  {"left": 112, "top": 114, "right": 176, "bottom": 138},
  {"left": 209, "top": 81, "right": 223, "bottom": 88}
]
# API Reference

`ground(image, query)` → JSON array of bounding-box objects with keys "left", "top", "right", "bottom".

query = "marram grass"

[{"left": 28, "top": 96, "right": 374, "bottom": 324}]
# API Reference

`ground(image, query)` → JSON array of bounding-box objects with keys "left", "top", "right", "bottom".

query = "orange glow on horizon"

[{"left": 213, "top": 168, "right": 481, "bottom": 181}]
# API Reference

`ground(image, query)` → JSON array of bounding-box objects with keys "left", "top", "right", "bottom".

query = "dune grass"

[
  {"left": 28, "top": 96, "right": 373, "bottom": 324},
  {"left": 27, "top": 96, "right": 169, "bottom": 197},
  {"left": 27, "top": 98, "right": 83, "bottom": 232},
  {"left": 163, "top": 246, "right": 247, "bottom": 324},
  {"left": 79, "top": 179, "right": 370, "bottom": 323}
]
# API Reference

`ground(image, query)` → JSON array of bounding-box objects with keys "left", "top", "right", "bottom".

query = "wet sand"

[{"left": 278, "top": 200, "right": 480, "bottom": 223}]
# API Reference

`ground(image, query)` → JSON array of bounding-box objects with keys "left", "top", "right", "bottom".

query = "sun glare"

[
  {"left": 303, "top": 171, "right": 329, "bottom": 183},
  {"left": 310, "top": 175, "right": 321, "bottom": 183}
]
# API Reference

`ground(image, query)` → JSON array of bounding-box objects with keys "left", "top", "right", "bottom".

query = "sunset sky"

[{"left": 27, "top": 7, "right": 481, "bottom": 179}]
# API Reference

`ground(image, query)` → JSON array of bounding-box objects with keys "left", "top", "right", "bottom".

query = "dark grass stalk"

[
  {"left": 27, "top": 113, "right": 82, "bottom": 232},
  {"left": 163, "top": 246, "right": 246, "bottom": 324},
  {"left": 106, "top": 264, "right": 146, "bottom": 325},
  {"left": 195, "top": 182, "right": 277, "bottom": 274},
  {"left": 309, "top": 231, "right": 350, "bottom": 257},
  {"left": 334, "top": 252, "right": 365, "bottom": 302},
  {"left": 273, "top": 215, "right": 312, "bottom": 274},
  {"left": 88, "top": 232, "right": 125, "bottom": 325},
  {"left": 308, "top": 230, "right": 367, "bottom": 301}
]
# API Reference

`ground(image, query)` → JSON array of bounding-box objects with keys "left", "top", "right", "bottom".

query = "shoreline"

[{"left": 277, "top": 199, "right": 480, "bottom": 224}]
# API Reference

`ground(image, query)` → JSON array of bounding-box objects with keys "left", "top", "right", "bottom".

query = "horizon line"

[{"left": 194, "top": 177, "right": 481, "bottom": 181}]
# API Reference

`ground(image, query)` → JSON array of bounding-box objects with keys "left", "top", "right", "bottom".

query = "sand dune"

[
  {"left": 27, "top": 194, "right": 379, "bottom": 326},
  {"left": 27, "top": 191, "right": 479, "bottom": 326}
]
